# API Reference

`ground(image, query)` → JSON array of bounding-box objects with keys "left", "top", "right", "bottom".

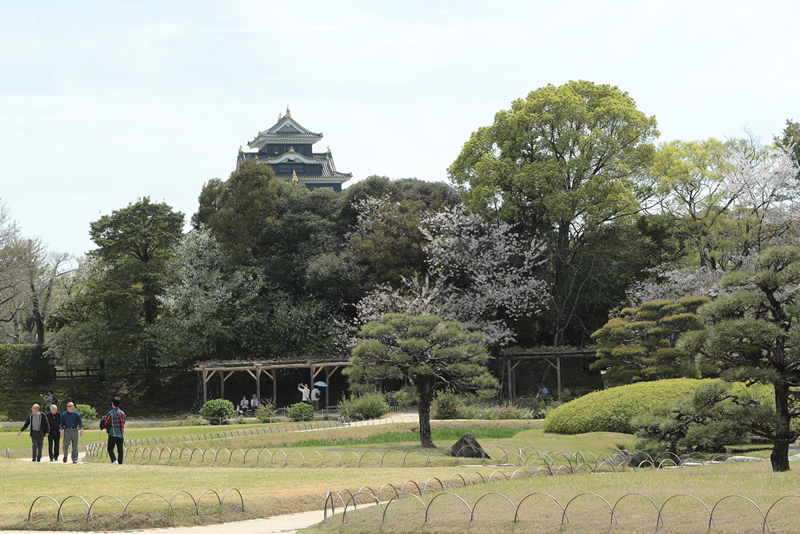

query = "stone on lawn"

[{"left": 450, "top": 433, "right": 490, "bottom": 459}]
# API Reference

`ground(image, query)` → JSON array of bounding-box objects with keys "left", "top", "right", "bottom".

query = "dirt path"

[{"left": 1, "top": 509, "right": 331, "bottom": 534}]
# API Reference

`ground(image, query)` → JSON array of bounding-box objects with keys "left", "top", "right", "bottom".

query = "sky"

[{"left": 1, "top": 0, "right": 798, "bottom": 258}]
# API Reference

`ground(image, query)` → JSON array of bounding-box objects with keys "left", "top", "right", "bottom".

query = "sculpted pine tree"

[
  {"left": 591, "top": 296, "right": 709, "bottom": 386},
  {"left": 348, "top": 313, "right": 498, "bottom": 447},
  {"left": 680, "top": 247, "right": 800, "bottom": 472}
]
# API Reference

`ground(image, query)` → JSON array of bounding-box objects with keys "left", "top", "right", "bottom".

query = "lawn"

[
  {"left": 6, "top": 416, "right": 792, "bottom": 534},
  {"left": 1, "top": 418, "right": 341, "bottom": 456},
  {"left": 1, "top": 420, "right": 633, "bottom": 531},
  {"left": 304, "top": 462, "right": 800, "bottom": 534}
]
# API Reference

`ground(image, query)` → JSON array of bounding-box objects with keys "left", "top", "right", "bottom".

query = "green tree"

[
  {"left": 49, "top": 198, "right": 184, "bottom": 380},
  {"left": 341, "top": 177, "right": 461, "bottom": 292},
  {"left": 632, "top": 381, "right": 754, "bottom": 455},
  {"left": 774, "top": 119, "right": 800, "bottom": 175},
  {"left": 591, "top": 296, "right": 709, "bottom": 386},
  {"left": 648, "top": 139, "right": 737, "bottom": 270},
  {"left": 89, "top": 197, "right": 184, "bottom": 329},
  {"left": 195, "top": 160, "right": 280, "bottom": 264},
  {"left": 348, "top": 313, "right": 497, "bottom": 447},
  {"left": 679, "top": 246, "right": 800, "bottom": 472},
  {"left": 449, "top": 80, "right": 659, "bottom": 345}
]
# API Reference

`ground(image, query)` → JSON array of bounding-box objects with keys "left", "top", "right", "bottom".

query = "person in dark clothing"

[
  {"left": 101, "top": 396, "right": 126, "bottom": 464},
  {"left": 18, "top": 404, "right": 50, "bottom": 461},
  {"left": 44, "top": 404, "right": 61, "bottom": 461}
]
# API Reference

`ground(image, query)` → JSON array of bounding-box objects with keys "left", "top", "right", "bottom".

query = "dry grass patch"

[
  {"left": 0, "top": 456, "right": 512, "bottom": 531},
  {"left": 307, "top": 462, "right": 800, "bottom": 533}
]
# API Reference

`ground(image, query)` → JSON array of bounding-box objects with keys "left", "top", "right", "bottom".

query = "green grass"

[
  {"left": 294, "top": 427, "right": 523, "bottom": 447},
  {"left": 0, "top": 419, "right": 329, "bottom": 456},
  {"left": 9, "top": 416, "right": 787, "bottom": 533}
]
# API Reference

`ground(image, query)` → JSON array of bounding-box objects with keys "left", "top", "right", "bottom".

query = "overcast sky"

[{"left": 1, "top": 1, "right": 798, "bottom": 258}]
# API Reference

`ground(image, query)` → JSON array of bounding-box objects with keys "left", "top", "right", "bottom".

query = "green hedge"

[
  {"left": 286, "top": 402, "right": 314, "bottom": 421},
  {"left": 544, "top": 378, "right": 710, "bottom": 434},
  {"left": 338, "top": 392, "right": 390, "bottom": 422},
  {"left": 199, "top": 398, "right": 236, "bottom": 424},
  {"left": 0, "top": 344, "right": 53, "bottom": 386}
]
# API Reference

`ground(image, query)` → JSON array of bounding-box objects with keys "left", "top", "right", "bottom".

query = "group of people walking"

[{"left": 18, "top": 393, "right": 127, "bottom": 465}]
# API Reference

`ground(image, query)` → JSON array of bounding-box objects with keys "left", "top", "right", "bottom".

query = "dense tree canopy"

[
  {"left": 50, "top": 198, "right": 184, "bottom": 381},
  {"left": 449, "top": 80, "right": 660, "bottom": 345},
  {"left": 5, "top": 81, "right": 799, "bottom": 420}
]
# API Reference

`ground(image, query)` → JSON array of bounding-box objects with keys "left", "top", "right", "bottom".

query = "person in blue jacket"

[{"left": 60, "top": 402, "right": 84, "bottom": 463}]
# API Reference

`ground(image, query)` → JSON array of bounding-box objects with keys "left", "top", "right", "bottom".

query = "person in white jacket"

[{"left": 298, "top": 383, "right": 311, "bottom": 404}]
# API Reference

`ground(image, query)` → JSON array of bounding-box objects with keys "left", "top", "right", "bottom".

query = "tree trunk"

[
  {"left": 417, "top": 393, "right": 435, "bottom": 448},
  {"left": 30, "top": 289, "right": 45, "bottom": 344},
  {"left": 771, "top": 441, "right": 791, "bottom": 472},
  {"left": 771, "top": 380, "right": 792, "bottom": 472}
]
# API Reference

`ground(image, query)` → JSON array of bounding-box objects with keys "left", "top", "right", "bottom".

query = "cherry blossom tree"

[
  {"left": 355, "top": 204, "right": 549, "bottom": 348},
  {"left": 629, "top": 143, "right": 799, "bottom": 306}
]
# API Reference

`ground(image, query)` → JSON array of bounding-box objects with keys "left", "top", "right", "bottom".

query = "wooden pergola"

[
  {"left": 194, "top": 358, "right": 351, "bottom": 408},
  {"left": 500, "top": 347, "right": 597, "bottom": 402}
]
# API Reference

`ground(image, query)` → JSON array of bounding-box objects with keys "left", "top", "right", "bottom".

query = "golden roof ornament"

[
  {"left": 238, "top": 145, "right": 243, "bottom": 153},
  {"left": 292, "top": 170, "right": 298, "bottom": 182},
  {"left": 278, "top": 112, "right": 282, "bottom": 120},
  {"left": 285, "top": 105, "right": 291, "bottom": 118},
  {"left": 326, "top": 145, "right": 331, "bottom": 153},
  {"left": 289, "top": 146, "right": 295, "bottom": 152}
]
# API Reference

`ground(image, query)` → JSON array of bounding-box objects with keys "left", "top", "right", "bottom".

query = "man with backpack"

[{"left": 101, "top": 396, "right": 126, "bottom": 464}]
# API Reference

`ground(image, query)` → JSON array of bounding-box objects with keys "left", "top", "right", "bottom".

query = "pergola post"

[
  {"left": 245, "top": 368, "right": 261, "bottom": 405},
  {"left": 507, "top": 358, "right": 513, "bottom": 402},
  {"left": 273, "top": 368, "right": 278, "bottom": 406},
  {"left": 324, "top": 366, "right": 341, "bottom": 409},
  {"left": 557, "top": 356, "right": 562, "bottom": 401},
  {"left": 202, "top": 369, "right": 208, "bottom": 403}
]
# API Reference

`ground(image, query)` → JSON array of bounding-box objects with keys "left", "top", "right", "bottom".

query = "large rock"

[{"left": 450, "top": 433, "right": 490, "bottom": 459}]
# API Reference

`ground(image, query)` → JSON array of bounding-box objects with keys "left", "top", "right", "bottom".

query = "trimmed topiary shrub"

[
  {"left": 199, "top": 398, "right": 236, "bottom": 425},
  {"left": 544, "top": 378, "right": 710, "bottom": 434},
  {"left": 286, "top": 402, "right": 314, "bottom": 421},
  {"left": 338, "top": 391, "right": 390, "bottom": 421}
]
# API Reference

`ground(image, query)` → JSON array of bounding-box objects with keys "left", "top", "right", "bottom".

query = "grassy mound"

[{"left": 543, "top": 378, "right": 710, "bottom": 434}]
